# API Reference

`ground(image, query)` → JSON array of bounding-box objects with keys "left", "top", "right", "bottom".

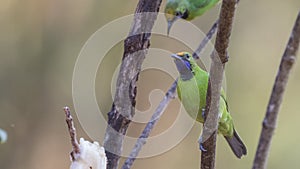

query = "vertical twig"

[
  {"left": 200, "top": 0, "right": 238, "bottom": 169},
  {"left": 102, "top": 1, "right": 162, "bottom": 169},
  {"left": 63, "top": 106, "right": 80, "bottom": 161},
  {"left": 252, "top": 11, "right": 300, "bottom": 169}
]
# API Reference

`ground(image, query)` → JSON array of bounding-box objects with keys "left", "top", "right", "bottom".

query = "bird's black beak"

[
  {"left": 171, "top": 53, "right": 182, "bottom": 60},
  {"left": 167, "top": 17, "right": 178, "bottom": 36},
  {"left": 171, "top": 53, "right": 187, "bottom": 72},
  {"left": 171, "top": 53, "right": 193, "bottom": 80}
]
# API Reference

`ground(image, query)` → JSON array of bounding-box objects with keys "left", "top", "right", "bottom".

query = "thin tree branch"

[
  {"left": 252, "top": 11, "right": 300, "bottom": 169},
  {"left": 63, "top": 106, "right": 80, "bottom": 161},
  {"left": 192, "top": 0, "right": 240, "bottom": 59},
  {"left": 121, "top": 80, "right": 178, "bottom": 169},
  {"left": 200, "top": 0, "right": 238, "bottom": 169},
  {"left": 102, "top": 1, "right": 162, "bottom": 169},
  {"left": 193, "top": 20, "right": 219, "bottom": 59}
]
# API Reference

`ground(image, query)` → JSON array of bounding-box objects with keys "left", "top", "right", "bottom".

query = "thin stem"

[
  {"left": 63, "top": 106, "right": 80, "bottom": 161},
  {"left": 252, "top": 11, "right": 300, "bottom": 169},
  {"left": 121, "top": 80, "right": 177, "bottom": 169},
  {"left": 201, "top": 0, "right": 238, "bottom": 169},
  {"left": 192, "top": 0, "right": 240, "bottom": 59},
  {"left": 193, "top": 20, "right": 219, "bottom": 59}
]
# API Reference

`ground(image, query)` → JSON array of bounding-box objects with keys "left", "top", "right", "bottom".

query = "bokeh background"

[{"left": 1, "top": 0, "right": 300, "bottom": 169}]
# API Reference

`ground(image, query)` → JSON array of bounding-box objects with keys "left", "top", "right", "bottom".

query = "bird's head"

[
  {"left": 171, "top": 52, "right": 196, "bottom": 80},
  {"left": 165, "top": 2, "right": 189, "bottom": 35}
]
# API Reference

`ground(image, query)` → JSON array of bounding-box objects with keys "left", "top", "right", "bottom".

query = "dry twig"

[
  {"left": 193, "top": 20, "right": 219, "bottom": 59},
  {"left": 63, "top": 106, "right": 80, "bottom": 161},
  {"left": 121, "top": 80, "right": 177, "bottom": 169},
  {"left": 252, "top": 11, "right": 300, "bottom": 169}
]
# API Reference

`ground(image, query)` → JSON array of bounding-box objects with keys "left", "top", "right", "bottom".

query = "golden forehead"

[{"left": 176, "top": 52, "right": 185, "bottom": 56}]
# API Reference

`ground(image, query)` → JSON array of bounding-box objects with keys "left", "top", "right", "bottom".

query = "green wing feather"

[
  {"left": 174, "top": 52, "right": 247, "bottom": 158},
  {"left": 189, "top": 0, "right": 221, "bottom": 19}
]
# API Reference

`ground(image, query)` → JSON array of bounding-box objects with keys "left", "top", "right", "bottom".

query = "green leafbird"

[
  {"left": 171, "top": 52, "right": 247, "bottom": 158},
  {"left": 165, "top": 0, "right": 220, "bottom": 34}
]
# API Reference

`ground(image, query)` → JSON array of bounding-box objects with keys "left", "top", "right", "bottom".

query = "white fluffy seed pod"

[{"left": 70, "top": 138, "right": 107, "bottom": 169}]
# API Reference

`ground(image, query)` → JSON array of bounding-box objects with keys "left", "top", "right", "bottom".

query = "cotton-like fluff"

[{"left": 70, "top": 138, "right": 107, "bottom": 169}]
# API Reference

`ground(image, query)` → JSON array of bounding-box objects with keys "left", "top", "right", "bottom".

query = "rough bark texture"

[
  {"left": 252, "top": 11, "right": 300, "bottom": 169},
  {"left": 201, "top": 0, "right": 238, "bottom": 169},
  {"left": 102, "top": 1, "right": 162, "bottom": 169}
]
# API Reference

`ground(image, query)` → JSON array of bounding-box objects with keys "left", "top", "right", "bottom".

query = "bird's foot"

[
  {"left": 199, "top": 143, "right": 207, "bottom": 152},
  {"left": 201, "top": 108, "right": 206, "bottom": 119},
  {"left": 198, "top": 135, "right": 207, "bottom": 152}
]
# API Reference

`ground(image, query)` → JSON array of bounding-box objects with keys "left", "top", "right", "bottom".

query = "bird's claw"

[
  {"left": 198, "top": 134, "right": 207, "bottom": 152},
  {"left": 199, "top": 143, "right": 207, "bottom": 152},
  {"left": 202, "top": 108, "right": 206, "bottom": 119}
]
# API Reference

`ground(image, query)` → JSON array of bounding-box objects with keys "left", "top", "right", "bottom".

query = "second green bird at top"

[
  {"left": 165, "top": 0, "right": 220, "bottom": 34},
  {"left": 171, "top": 52, "right": 247, "bottom": 158}
]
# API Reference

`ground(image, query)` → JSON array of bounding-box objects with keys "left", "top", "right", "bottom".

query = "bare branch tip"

[
  {"left": 64, "top": 106, "right": 71, "bottom": 116},
  {"left": 63, "top": 106, "right": 80, "bottom": 157}
]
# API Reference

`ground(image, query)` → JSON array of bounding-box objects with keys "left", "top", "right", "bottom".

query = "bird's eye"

[{"left": 185, "top": 54, "right": 190, "bottom": 59}]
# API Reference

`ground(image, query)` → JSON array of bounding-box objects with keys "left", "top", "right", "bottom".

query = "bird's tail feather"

[{"left": 224, "top": 129, "right": 247, "bottom": 158}]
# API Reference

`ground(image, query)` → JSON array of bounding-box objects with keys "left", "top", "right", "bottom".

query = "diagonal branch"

[
  {"left": 252, "top": 11, "right": 300, "bottom": 169},
  {"left": 121, "top": 80, "right": 177, "bottom": 169},
  {"left": 193, "top": 20, "right": 219, "bottom": 59},
  {"left": 192, "top": 0, "right": 240, "bottom": 59},
  {"left": 102, "top": 1, "right": 163, "bottom": 169},
  {"left": 200, "top": 0, "right": 238, "bottom": 169}
]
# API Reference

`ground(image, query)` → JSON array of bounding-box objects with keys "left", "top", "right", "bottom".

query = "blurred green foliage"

[{"left": 0, "top": 0, "right": 299, "bottom": 169}]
